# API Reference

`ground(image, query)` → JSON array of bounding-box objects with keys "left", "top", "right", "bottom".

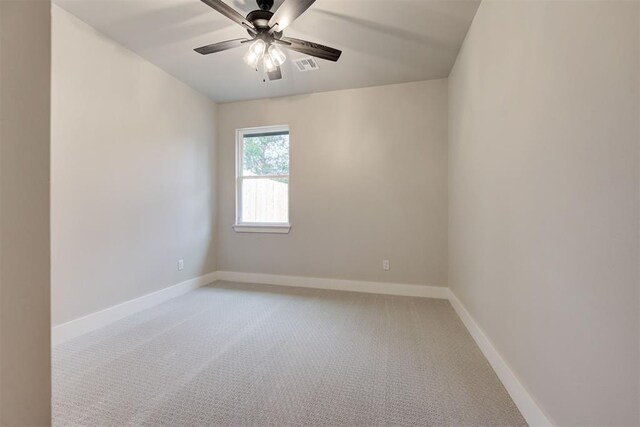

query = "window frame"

[{"left": 233, "top": 125, "right": 291, "bottom": 234}]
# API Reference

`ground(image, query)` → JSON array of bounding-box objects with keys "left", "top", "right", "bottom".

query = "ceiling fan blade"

[
  {"left": 279, "top": 37, "right": 341, "bottom": 62},
  {"left": 200, "top": 0, "right": 256, "bottom": 33},
  {"left": 268, "top": 0, "right": 316, "bottom": 33},
  {"left": 267, "top": 66, "right": 282, "bottom": 81},
  {"left": 194, "top": 38, "right": 250, "bottom": 55}
]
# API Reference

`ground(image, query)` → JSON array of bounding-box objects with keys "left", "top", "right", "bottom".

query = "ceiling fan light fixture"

[
  {"left": 268, "top": 44, "right": 286, "bottom": 66},
  {"left": 249, "top": 39, "right": 266, "bottom": 57},
  {"left": 263, "top": 53, "right": 277, "bottom": 72},
  {"left": 243, "top": 50, "right": 261, "bottom": 68}
]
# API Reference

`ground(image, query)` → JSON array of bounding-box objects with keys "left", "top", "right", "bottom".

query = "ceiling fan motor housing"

[
  {"left": 246, "top": 9, "right": 283, "bottom": 40},
  {"left": 246, "top": 9, "right": 273, "bottom": 29}
]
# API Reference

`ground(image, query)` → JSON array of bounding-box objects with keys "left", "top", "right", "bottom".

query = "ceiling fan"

[{"left": 194, "top": 0, "right": 342, "bottom": 81}]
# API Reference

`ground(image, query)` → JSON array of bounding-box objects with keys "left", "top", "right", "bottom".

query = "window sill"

[{"left": 232, "top": 224, "right": 291, "bottom": 234}]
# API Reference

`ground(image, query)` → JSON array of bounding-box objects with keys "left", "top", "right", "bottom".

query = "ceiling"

[{"left": 54, "top": 0, "right": 480, "bottom": 103}]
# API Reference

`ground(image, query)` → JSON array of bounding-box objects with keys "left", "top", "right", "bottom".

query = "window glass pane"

[
  {"left": 242, "top": 177, "right": 288, "bottom": 223},
  {"left": 242, "top": 133, "right": 289, "bottom": 176}
]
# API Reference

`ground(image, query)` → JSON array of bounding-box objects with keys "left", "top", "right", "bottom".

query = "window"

[{"left": 234, "top": 125, "right": 290, "bottom": 233}]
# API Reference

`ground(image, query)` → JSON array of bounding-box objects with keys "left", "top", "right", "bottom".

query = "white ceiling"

[{"left": 54, "top": 0, "right": 480, "bottom": 103}]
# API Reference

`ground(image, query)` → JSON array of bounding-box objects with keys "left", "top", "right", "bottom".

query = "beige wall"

[
  {"left": 51, "top": 6, "right": 218, "bottom": 325},
  {"left": 448, "top": 1, "right": 639, "bottom": 425},
  {"left": 0, "top": 0, "right": 52, "bottom": 424},
  {"left": 217, "top": 80, "right": 448, "bottom": 287}
]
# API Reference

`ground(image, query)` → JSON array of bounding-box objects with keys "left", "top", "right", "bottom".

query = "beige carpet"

[{"left": 53, "top": 281, "right": 526, "bottom": 426}]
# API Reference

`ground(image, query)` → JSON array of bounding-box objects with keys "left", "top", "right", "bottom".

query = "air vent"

[{"left": 293, "top": 57, "right": 319, "bottom": 72}]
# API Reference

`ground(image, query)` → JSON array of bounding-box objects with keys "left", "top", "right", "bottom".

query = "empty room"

[{"left": 0, "top": 0, "right": 638, "bottom": 425}]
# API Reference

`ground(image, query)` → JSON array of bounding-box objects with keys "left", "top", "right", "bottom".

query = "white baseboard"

[
  {"left": 52, "top": 272, "right": 217, "bottom": 346},
  {"left": 215, "top": 271, "right": 448, "bottom": 299},
  {"left": 447, "top": 289, "right": 552, "bottom": 426}
]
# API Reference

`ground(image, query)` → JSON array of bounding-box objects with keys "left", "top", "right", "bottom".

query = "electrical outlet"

[
  {"left": 178, "top": 259, "right": 184, "bottom": 271},
  {"left": 383, "top": 259, "right": 390, "bottom": 271}
]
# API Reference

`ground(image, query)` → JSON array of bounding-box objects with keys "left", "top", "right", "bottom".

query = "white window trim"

[
  {"left": 234, "top": 125, "right": 291, "bottom": 234},
  {"left": 232, "top": 224, "right": 291, "bottom": 233}
]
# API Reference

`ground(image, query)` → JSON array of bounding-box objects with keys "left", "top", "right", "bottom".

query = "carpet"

[{"left": 53, "top": 281, "right": 526, "bottom": 426}]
